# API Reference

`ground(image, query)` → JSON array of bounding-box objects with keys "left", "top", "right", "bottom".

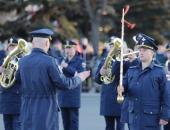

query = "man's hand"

[
  {"left": 76, "top": 70, "right": 90, "bottom": 81},
  {"left": 117, "top": 85, "right": 124, "bottom": 95},
  {"left": 159, "top": 119, "right": 168, "bottom": 125},
  {"left": 99, "top": 66, "right": 107, "bottom": 76},
  {"left": 61, "top": 61, "right": 68, "bottom": 68}
]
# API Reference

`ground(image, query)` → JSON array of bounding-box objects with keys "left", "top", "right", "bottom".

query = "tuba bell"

[
  {"left": 100, "top": 38, "right": 121, "bottom": 84},
  {"left": 0, "top": 39, "right": 31, "bottom": 88}
]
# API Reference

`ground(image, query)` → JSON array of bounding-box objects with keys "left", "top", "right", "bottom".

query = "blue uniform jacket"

[
  {"left": 123, "top": 62, "right": 170, "bottom": 129},
  {"left": 58, "top": 54, "right": 84, "bottom": 108},
  {"left": 17, "top": 48, "right": 82, "bottom": 130},
  {"left": 95, "top": 58, "right": 130, "bottom": 116},
  {"left": 0, "top": 52, "right": 21, "bottom": 114},
  {"left": 167, "top": 80, "right": 170, "bottom": 119},
  {"left": 0, "top": 50, "right": 5, "bottom": 65},
  {"left": 120, "top": 58, "right": 139, "bottom": 123},
  {"left": 48, "top": 47, "right": 63, "bottom": 64},
  {"left": 166, "top": 61, "right": 170, "bottom": 121}
]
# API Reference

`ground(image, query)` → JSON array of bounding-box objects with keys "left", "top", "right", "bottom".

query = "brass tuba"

[
  {"left": 100, "top": 38, "right": 121, "bottom": 84},
  {"left": 0, "top": 39, "right": 31, "bottom": 88}
]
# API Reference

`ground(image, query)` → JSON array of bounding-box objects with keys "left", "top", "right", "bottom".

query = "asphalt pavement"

[{"left": 0, "top": 93, "right": 130, "bottom": 130}]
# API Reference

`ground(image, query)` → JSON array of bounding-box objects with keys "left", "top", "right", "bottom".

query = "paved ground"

[
  {"left": 0, "top": 93, "right": 165, "bottom": 130},
  {"left": 0, "top": 93, "right": 130, "bottom": 130},
  {"left": 0, "top": 93, "right": 104, "bottom": 130}
]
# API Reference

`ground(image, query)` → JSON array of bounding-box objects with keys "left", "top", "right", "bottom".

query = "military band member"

[
  {"left": 0, "top": 37, "right": 21, "bottom": 130},
  {"left": 120, "top": 48, "right": 139, "bottom": 127},
  {"left": 119, "top": 33, "right": 170, "bottom": 130},
  {"left": 164, "top": 43, "right": 170, "bottom": 77},
  {"left": 164, "top": 43, "right": 170, "bottom": 130},
  {"left": 95, "top": 36, "right": 132, "bottom": 130},
  {"left": 16, "top": 28, "right": 90, "bottom": 130},
  {"left": 48, "top": 39, "right": 64, "bottom": 64},
  {"left": 58, "top": 40, "right": 85, "bottom": 130}
]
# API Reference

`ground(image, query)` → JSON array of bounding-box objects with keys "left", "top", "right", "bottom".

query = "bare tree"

[{"left": 83, "top": 0, "right": 99, "bottom": 55}]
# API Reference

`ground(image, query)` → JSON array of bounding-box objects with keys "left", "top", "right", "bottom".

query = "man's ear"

[{"left": 45, "top": 39, "right": 50, "bottom": 47}]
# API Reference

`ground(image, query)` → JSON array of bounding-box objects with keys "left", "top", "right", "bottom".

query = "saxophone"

[
  {"left": 100, "top": 38, "right": 121, "bottom": 84},
  {"left": 0, "top": 39, "right": 31, "bottom": 88}
]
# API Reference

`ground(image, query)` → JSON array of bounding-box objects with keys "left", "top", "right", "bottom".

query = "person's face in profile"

[
  {"left": 65, "top": 46, "right": 76, "bottom": 58},
  {"left": 7, "top": 44, "right": 17, "bottom": 53}
]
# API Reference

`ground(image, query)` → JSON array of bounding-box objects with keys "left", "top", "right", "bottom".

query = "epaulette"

[{"left": 154, "top": 64, "right": 163, "bottom": 68}]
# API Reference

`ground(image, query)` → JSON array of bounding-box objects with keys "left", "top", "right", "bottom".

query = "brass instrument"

[
  {"left": 0, "top": 39, "right": 31, "bottom": 88},
  {"left": 100, "top": 38, "right": 121, "bottom": 84},
  {"left": 123, "top": 51, "right": 139, "bottom": 57},
  {"left": 165, "top": 60, "right": 170, "bottom": 81}
]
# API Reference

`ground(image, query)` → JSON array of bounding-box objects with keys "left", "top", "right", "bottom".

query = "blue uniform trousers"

[
  {"left": 104, "top": 116, "right": 124, "bottom": 130},
  {"left": 3, "top": 114, "right": 21, "bottom": 130},
  {"left": 61, "top": 107, "right": 79, "bottom": 130}
]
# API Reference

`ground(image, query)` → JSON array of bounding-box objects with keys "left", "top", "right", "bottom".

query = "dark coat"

[
  {"left": 0, "top": 50, "right": 5, "bottom": 65},
  {"left": 48, "top": 47, "right": 63, "bottom": 64},
  {"left": 164, "top": 61, "right": 170, "bottom": 130},
  {"left": 95, "top": 58, "right": 129, "bottom": 116},
  {"left": 0, "top": 52, "right": 21, "bottom": 114},
  {"left": 123, "top": 62, "right": 170, "bottom": 130},
  {"left": 164, "top": 80, "right": 170, "bottom": 130},
  {"left": 17, "top": 48, "right": 82, "bottom": 130},
  {"left": 0, "top": 82, "right": 21, "bottom": 114},
  {"left": 58, "top": 54, "right": 84, "bottom": 108},
  {"left": 120, "top": 58, "right": 139, "bottom": 123}
]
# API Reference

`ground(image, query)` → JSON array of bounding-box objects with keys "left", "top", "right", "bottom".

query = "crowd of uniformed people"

[{"left": 0, "top": 28, "right": 170, "bottom": 130}]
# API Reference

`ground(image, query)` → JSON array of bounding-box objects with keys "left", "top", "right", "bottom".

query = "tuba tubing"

[
  {"left": 100, "top": 38, "right": 121, "bottom": 84},
  {"left": 0, "top": 38, "right": 30, "bottom": 88}
]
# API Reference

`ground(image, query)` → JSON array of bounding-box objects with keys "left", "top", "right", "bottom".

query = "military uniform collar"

[
  {"left": 137, "top": 61, "right": 154, "bottom": 70},
  {"left": 32, "top": 48, "right": 47, "bottom": 55},
  {"left": 148, "top": 62, "right": 154, "bottom": 69}
]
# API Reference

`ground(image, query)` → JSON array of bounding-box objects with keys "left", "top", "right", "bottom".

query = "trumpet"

[{"left": 123, "top": 51, "right": 139, "bottom": 57}]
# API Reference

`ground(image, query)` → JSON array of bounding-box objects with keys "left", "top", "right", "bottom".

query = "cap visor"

[{"left": 138, "top": 45, "right": 153, "bottom": 50}]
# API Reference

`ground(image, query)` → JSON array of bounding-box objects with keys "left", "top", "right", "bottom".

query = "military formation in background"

[{"left": 0, "top": 28, "right": 170, "bottom": 130}]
